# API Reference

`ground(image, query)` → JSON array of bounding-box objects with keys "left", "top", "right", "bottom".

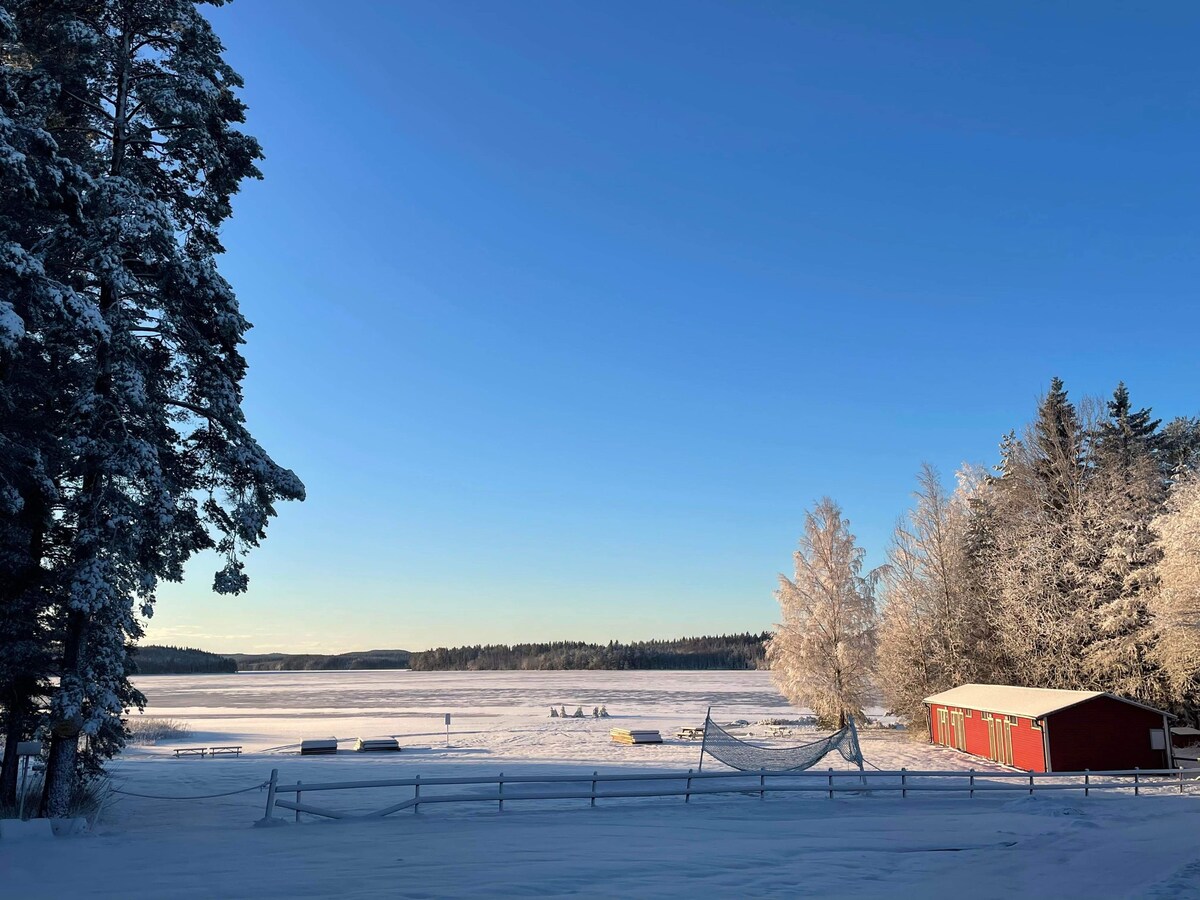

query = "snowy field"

[{"left": 6, "top": 670, "right": 1200, "bottom": 898}]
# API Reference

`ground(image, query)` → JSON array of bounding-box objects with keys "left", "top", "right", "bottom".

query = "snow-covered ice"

[{"left": 6, "top": 670, "right": 1200, "bottom": 898}]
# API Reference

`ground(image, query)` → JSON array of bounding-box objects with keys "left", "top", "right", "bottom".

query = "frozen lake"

[
  {"left": 124, "top": 668, "right": 952, "bottom": 776},
  {"left": 134, "top": 668, "right": 792, "bottom": 720},
  {"left": 129, "top": 668, "right": 812, "bottom": 764}
]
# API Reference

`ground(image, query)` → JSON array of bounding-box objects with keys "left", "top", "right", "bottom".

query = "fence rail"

[{"left": 255, "top": 765, "right": 1199, "bottom": 824}]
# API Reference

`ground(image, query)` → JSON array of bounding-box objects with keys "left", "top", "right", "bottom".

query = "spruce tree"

[
  {"left": 1083, "top": 383, "right": 1166, "bottom": 703},
  {"left": 1033, "top": 376, "right": 1085, "bottom": 514},
  {"left": 1158, "top": 416, "right": 1200, "bottom": 477},
  {"left": 0, "top": 0, "right": 304, "bottom": 816},
  {"left": 1094, "top": 382, "right": 1160, "bottom": 467}
]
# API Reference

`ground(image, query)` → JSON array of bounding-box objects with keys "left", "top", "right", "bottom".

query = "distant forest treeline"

[
  {"left": 130, "top": 645, "right": 238, "bottom": 675},
  {"left": 231, "top": 649, "right": 413, "bottom": 671},
  {"left": 130, "top": 634, "right": 769, "bottom": 674},
  {"left": 408, "top": 633, "right": 769, "bottom": 671}
]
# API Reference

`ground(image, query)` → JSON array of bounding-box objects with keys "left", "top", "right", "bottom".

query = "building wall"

[
  {"left": 927, "top": 703, "right": 1047, "bottom": 771},
  {"left": 1046, "top": 697, "right": 1169, "bottom": 772}
]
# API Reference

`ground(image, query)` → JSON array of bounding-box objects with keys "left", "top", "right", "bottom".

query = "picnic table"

[
  {"left": 675, "top": 727, "right": 705, "bottom": 740},
  {"left": 764, "top": 724, "right": 792, "bottom": 737},
  {"left": 172, "top": 745, "right": 243, "bottom": 758}
]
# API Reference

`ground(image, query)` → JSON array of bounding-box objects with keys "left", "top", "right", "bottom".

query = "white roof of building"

[{"left": 922, "top": 684, "right": 1165, "bottom": 719}]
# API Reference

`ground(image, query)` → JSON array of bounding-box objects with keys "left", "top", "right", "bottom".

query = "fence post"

[
  {"left": 1180, "top": 767, "right": 1185, "bottom": 795},
  {"left": 969, "top": 769, "right": 975, "bottom": 799},
  {"left": 591, "top": 771, "right": 597, "bottom": 807},
  {"left": 296, "top": 780, "right": 302, "bottom": 823},
  {"left": 414, "top": 774, "right": 420, "bottom": 814},
  {"left": 827, "top": 768, "right": 833, "bottom": 800},
  {"left": 259, "top": 768, "right": 278, "bottom": 824},
  {"left": 686, "top": 769, "right": 692, "bottom": 804},
  {"left": 1084, "top": 769, "right": 1089, "bottom": 797},
  {"left": 761, "top": 769, "right": 766, "bottom": 800},
  {"left": 901, "top": 767, "right": 907, "bottom": 799},
  {"left": 499, "top": 772, "right": 504, "bottom": 812},
  {"left": 1134, "top": 768, "right": 1140, "bottom": 797}
]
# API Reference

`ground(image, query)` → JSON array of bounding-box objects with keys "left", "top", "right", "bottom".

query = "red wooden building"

[{"left": 924, "top": 684, "right": 1173, "bottom": 772}]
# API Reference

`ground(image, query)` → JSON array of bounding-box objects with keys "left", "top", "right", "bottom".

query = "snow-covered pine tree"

[
  {"left": 767, "top": 498, "right": 879, "bottom": 729},
  {"left": 983, "top": 379, "right": 1093, "bottom": 689},
  {"left": 0, "top": 4, "right": 94, "bottom": 806},
  {"left": 980, "top": 380, "right": 1172, "bottom": 705},
  {"left": 1081, "top": 384, "right": 1167, "bottom": 704},
  {"left": 1158, "top": 416, "right": 1200, "bottom": 478},
  {"left": 4, "top": 1, "right": 305, "bottom": 816}
]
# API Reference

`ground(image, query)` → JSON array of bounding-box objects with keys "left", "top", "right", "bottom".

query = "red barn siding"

[
  {"left": 928, "top": 703, "right": 1046, "bottom": 770},
  {"left": 1045, "top": 697, "right": 1169, "bottom": 772},
  {"left": 1008, "top": 715, "right": 1047, "bottom": 771}
]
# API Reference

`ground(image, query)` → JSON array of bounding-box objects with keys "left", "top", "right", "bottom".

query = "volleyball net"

[{"left": 699, "top": 711, "right": 864, "bottom": 772}]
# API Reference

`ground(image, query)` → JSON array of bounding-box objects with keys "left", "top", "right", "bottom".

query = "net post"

[
  {"left": 759, "top": 768, "right": 765, "bottom": 800},
  {"left": 697, "top": 706, "right": 711, "bottom": 773},
  {"left": 848, "top": 716, "right": 865, "bottom": 786}
]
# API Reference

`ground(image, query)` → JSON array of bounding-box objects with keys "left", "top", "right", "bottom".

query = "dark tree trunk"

[{"left": 41, "top": 610, "right": 88, "bottom": 818}]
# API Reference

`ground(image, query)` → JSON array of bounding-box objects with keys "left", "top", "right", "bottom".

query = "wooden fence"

[{"left": 256, "top": 766, "right": 1198, "bottom": 824}]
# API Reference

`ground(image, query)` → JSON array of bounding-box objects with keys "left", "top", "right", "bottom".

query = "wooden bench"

[
  {"left": 355, "top": 738, "right": 400, "bottom": 752},
  {"left": 208, "top": 746, "right": 242, "bottom": 757},
  {"left": 300, "top": 739, "right": 339, "bottom": 756},
  {"left": 611, "top": 728, "right": 663, "bottom": 745},
  {"left": 173, "top": 747, "right": 207, "bottom": 758}
]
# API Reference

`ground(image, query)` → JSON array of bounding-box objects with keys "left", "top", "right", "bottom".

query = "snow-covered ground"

[{"left": 6, "top": 670, "right": 1200, "bottom": 898}]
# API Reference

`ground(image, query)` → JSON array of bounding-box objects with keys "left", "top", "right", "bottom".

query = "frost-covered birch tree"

[
  {"left": 767, "top": 498, "right": 879, "bottom": 729},
  {"left": 1151, "top": 477, "right": 1200, "bottom": 710},
  {"left": 877, "top": 464, "right": 994, "bottom": 727},
  {"left": 0, "top": 0, "right": 304, "bottom": 816}
]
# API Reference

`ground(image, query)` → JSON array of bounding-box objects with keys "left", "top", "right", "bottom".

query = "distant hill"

[
  {"left": 130, "top": 645, "right": 239, "bottom": 675},
  {"left": 409, "top": 633, "right": 768, "bottom": 671},
  {"left": 230, "top": 649, "right": 412, "bottom": 671}
]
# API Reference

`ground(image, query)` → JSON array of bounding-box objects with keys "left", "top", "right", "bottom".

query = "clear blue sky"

[{"left": 148, "top": 1, "right": 1199, "bottom": 653}]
